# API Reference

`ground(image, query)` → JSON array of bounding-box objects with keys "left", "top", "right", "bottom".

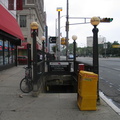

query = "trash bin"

[{"left": 77, "top": 70, "right": 98, "bottom": 110}]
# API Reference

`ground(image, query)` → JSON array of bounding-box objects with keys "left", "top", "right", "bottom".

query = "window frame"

[
  {"left": 25, "top": 0, "right": 35, "bottom": 5},
  {"left": 20, "top": 15, "right": 27, "bottom": 27}
]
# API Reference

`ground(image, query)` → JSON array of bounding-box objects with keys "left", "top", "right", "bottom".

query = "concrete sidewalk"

[{"left": 0, "top": 65, "right": 120, "bottom": 120}]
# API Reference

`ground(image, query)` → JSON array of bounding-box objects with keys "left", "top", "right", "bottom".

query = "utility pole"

[
  {"left": 66, "top": 0, "right": 69, "bottom": 60},
  {"left": 56, "top": 7, "right": 62, "bottom": 60}
]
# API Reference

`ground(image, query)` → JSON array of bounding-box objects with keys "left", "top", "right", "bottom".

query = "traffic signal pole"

[
  {"left": 56, "top": 7, "right": 62, "bottom": 60},
  {"left": 100, "top": 18, "right": 113, "bottom": 22},
  {"left": 66, "top": 0, "right": 69, "bottom": 60},
  {"left": 57, "top": 11, "right": 61, "bottom": 60}
]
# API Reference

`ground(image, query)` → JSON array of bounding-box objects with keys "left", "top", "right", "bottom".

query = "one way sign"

[{"left": 49, "top": 37, "right": 57, "bottom": 43}]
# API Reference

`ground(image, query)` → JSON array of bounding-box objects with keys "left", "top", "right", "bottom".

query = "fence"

[
  {"left": 32, "top": 58, "right": 94, "bottom": 95},
  {"left": 74, "top": 61, "right": 93, "bottom": 74}
]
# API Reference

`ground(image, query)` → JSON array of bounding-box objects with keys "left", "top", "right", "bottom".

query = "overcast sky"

[{"left": 44, "top": 0, "right": 120, "bottom": 47}]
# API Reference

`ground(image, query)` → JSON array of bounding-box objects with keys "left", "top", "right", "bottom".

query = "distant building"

[{"left": 87, "top": 36, "right": 105, "bottom": 47}]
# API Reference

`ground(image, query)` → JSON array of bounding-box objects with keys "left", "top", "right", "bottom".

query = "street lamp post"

[
  {"left": 90, "top": 17, "right": 100, "bottom": 101},
  {"left": 30, "top": 21, "right": 39, "bottom": 91},
  {"left": 72, "top": 35, "right": 77, "bottom": 72},
  {"left": 41, "top": 36, "right": 46, "bottom": 72},
  {"left": 91, "top": 17, "right": 100, "bottom": 74},
  {"left": 56, "top": 7, "right": 62, "bottom": 60},
  {"left": 27, "top": 43, "right": 31, "bottom": 68}
]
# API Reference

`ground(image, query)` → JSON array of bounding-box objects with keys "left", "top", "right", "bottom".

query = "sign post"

[
  {"left": 49, "top": 37, "right": 57, "bottom": 43},
  {"left": 49, "top": 62, "right": 70, "bottom": 72}
]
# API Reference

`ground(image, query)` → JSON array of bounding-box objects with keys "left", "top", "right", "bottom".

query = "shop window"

[
  {"left": 4, "top": 40, "right": 8, "bottom": 65},
  {"left": 0, "top": 39, "right": 16, "bottom": 66},
  {"left": 13, "top": 45, "right": 16, "bottom": 63},
  {"left": 0, "top": 39, "right": 3, "bottom": 65},
  {"left": 10, "top": 43, "right": 15, "bottom": 64},
  {"left": 20, "top": 15, "right": 27, "bottom": 27},
  {"left": 9, "top": 42, "right": 12, "bottom": 64}
]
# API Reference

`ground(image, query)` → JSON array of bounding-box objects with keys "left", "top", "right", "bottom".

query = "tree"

[
  {"left": 111, "top": 41, "right": 120, "bottom": 57},
  {"left": 68, "top": 43, "right": 73, "bottom": 54},
  {"left": 100, "top": 41, "right": 120, "bottom": 57},
  {"left": 52, "top": 45, "right": 57, "bottom": 53},
  {"left": 61, "top": 41, "right": 120, "bottom": 57}
]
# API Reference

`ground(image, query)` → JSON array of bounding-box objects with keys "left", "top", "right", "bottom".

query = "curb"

[{"left": 99, "top": 91, "right": 120, "bottom": 115}]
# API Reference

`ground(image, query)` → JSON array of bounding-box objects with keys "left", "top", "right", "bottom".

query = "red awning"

[
  {"left": 18, "top": 42, "right": 42, "bottom": 50},
  {"left": 18, "top": 42, "right": 29, "bottom": 49},
  {"left": 0, "top": 5, "right": 24, "bottom": 40}
]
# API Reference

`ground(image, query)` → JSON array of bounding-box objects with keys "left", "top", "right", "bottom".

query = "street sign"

[
  {"left": 49, "top": 62, "right": 70, "bottom": 72},
  {"left": 50, "top": 62, "right": 69, "bottom": 65},
  {"left": 49, "top": 37, "right": 57, "bottom": 43},
  {"left": 103, "top": 43, "right": 108, "bottom": 49},
  {"left": 112, "top": 45, "right": 120, "bottom": 48}
]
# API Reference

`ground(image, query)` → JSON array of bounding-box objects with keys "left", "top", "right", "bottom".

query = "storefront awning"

[
  {"left": 18, "top": 42, "right": 42, "bottom": 50},
  {"left": 0, "top": 5, "right": 24, "bottom": 40},
  {"left": 18, "top": 42, "right": 29, "bottom": 49}
]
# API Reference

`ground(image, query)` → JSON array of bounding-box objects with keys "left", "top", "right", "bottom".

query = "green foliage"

[
  {"left": 61, "top": 41, "right": 120, "bottom": 57},
  {"left": 96, "top": 41, "right": 120, "bottom": 57},
  {"left": 52, "top": 45, "right": 57, "bottom": 52}
]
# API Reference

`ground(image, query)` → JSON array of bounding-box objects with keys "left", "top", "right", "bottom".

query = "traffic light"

[
  {"left": 61, "top": 37, "right": 66, "bottom": 45},
  {"left": 100, "top": 18, "right": 113, "bottom": 22}
]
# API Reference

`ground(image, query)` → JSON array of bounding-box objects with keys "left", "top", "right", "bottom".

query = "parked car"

[
  {"left": 17, "top": 56, "right": 28, "bottom": 65},
  {"left": 68, "top": 54, "right": 74, "bottom": 59},
  {"left": 76, "top": 54, "right": 79, "bottom": 57}
]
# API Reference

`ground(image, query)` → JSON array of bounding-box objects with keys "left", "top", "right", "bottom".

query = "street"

[{"left": 76, "top": 57, "right": 120, "bottom": 108}]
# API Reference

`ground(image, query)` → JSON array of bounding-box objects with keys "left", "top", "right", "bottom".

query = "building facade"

[
  {"left": 0, "top": 0, "right": 46, "bottom": 70},
  {"left": 17, "top": 0, "right": 46, "bottom": 59},
  {"left": 0, "top": 0, "right": 24, "bottom": 71}
]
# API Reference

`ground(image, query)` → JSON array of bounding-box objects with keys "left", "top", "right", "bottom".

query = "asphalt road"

[{"left": 76, "top": 57, "right": 120, "bottom": 108}]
